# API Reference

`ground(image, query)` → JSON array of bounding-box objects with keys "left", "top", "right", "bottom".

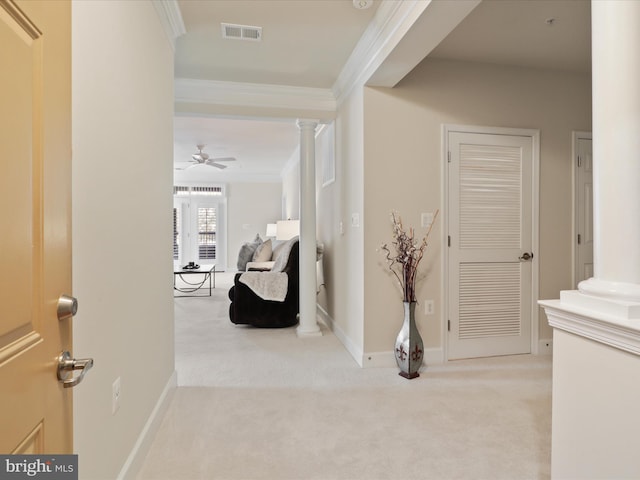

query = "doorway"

[
  {"left": 444, "top": 125, "right": 539, "bottom": 360},
  {"left": 573, "top": 132, "right": 593, "bottom": 287},
  {"left": 173, "top": 185, "right": 227, "bottom": 271}
]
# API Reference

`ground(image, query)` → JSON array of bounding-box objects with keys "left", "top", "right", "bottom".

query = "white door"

[
  {"left": 194, "top": 202, "right": 219, "bottom": 264},
  {"left": 447, "top": 129, "right": 537, "bottom": 360},
  {"left": 574, "top": 133, "right": 593, "bottom": 287},
  {"left": 173, "top": 198, "right": 225, "bottom": 268}
]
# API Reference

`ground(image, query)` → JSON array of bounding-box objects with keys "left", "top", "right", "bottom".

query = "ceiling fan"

[{"left": 175, "top": 144, "right": 236, "bottom": 170}]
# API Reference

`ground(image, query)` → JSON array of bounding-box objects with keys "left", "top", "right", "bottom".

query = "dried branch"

[{"left": 380, "top": 210, "right": 439, "bottom": 302}]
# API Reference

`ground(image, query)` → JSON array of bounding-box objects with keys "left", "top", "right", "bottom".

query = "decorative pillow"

[
  {"left": 271, "top": 236, "right": 298, "bottom": 272},
  {"left": 252, "top": 239, "right": 272, "bottom": 262},
  {"left": 271, "top": 240, "right": 285, "bottom": 262},
  {"left": 237, "top": 235, "right": 263, "bottom": 271}
]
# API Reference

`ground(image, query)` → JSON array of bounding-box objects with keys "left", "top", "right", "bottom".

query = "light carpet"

[{"left": 137, "top": 272, "right": 552, "bottom": 480}]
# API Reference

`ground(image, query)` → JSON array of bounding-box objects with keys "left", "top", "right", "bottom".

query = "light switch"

[
  {"left": 425, "top": 300, "right": 434, "bottom": 315},
  {"left": 421, "top": 212, "right": 434, "bottom": 228},
  {"left": 351, "top": 213, "right": 360, "bottom": 228}
]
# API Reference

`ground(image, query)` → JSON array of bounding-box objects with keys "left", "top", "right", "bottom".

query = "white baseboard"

[
  {"left": 117, "top": 370, "right": 177, "bottom": 480},
  {"left": 362, "top": 351, "right": 395, "bottom": 368},
  {"left": 317, "top": 305, "right": 364, "bottom": 367},
  {"left": 362, "top": 348, "right": 444, "bottom": 368},
  {"left": 538, "top": 338, "right": 553, "bottom": 355},
  {"left": 317, "top": 304, "right": 444, "bottom": 367},
  {"left": 423, "top": 347, "right": 445, "bottom": 365}
]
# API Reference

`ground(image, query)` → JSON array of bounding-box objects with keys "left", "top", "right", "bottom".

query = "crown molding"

[
  {"left": 175, "top": 78, "right": 336, "bottom": 115},
  {"left": 171, "top": 0, "right": 478, "bottom": 114},
  {"left": 333, "top": 0, "right": 430, "bottom": 103},
  {"left": 152, "top": 0, "right": 186, "bottom": 52},
  {"left": 332, "top": 0, "right": 480, "bottom": 104}
]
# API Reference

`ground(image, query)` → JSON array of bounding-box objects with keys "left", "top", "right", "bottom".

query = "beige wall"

[
  {"left": 362, "top": 58, "right": 591, "bottom": 356},
  {"left": 227, "top": 182, "right": 282, "bottom": 269},
  {"left": 321, "top": 87, "right": 366, "bottom": 362},
  {"left": 72, "top": 1, "right": 175, "bottom": 478},
  {"left": 282, "top": 156, "right": 300, "bottom": 220}
]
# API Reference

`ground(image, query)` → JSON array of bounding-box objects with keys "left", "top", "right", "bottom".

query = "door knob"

[
  {"left": 57, "top": 351, "right": 93, "bottom": 388},
  {"left": 518, "top": 252, "right": 534, "bottom": 261},
  {"left": 57, "top": 294, "right": 78, "bottom": 321}
]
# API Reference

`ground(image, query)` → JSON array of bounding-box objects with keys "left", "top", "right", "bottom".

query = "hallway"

[{"left": 137, "top": 273, "right": 551, "bottom": 480}]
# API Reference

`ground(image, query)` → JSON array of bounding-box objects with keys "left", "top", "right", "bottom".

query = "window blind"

[{"left": 198, "top": 207, "right": 216, "bottom": 260}]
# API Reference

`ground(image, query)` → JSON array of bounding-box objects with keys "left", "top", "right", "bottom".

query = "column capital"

[{"left": 296, "top": 119, "right": 320, "bottom": 130}]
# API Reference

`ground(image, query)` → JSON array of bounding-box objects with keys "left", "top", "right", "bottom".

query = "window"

[
  {"left": 173, "top": 185, "right": 226, "bottom": 269},
  {"left": 198, "top": 206, "right": 216, "bottom": 260},
  {"left": 174, "top": 185, "right": 222, "bottom": 197}
]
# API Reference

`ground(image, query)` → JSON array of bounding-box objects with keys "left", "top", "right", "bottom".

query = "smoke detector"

[
  {"left": 221, "top": 23, "right": 262, "bottom": 41},
  {"left": 353, "top": 0, "right": 373, "bottom": 9}
]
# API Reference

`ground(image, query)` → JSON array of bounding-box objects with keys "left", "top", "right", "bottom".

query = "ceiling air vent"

[{"left": 221, "top": 23, "right": 262, "bottom": 42}]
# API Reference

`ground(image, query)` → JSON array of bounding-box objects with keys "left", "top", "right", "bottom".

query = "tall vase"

[{"left": 395, "top": 301, "right": 424, "bottom": 379}]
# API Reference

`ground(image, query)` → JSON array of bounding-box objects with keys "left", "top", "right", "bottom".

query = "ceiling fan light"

[{"left": 185, "top": 145, "right": 235, "bottom": 169}]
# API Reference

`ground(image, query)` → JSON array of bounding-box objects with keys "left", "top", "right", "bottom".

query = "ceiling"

[
  {"left": 172, "top": 0, "right": 591, "bottom": 182},
  {"left": 175, "top": 0, "right": 379, "bottom": 89},
  {"left": 173, "top": 0, "right": 378, "bottom": 182},
  {"left": 173, "top": 115, "right": 300, "bottom": 182},
  {"left": 429, "top": 0, "right": 591, "bottom": 72}
]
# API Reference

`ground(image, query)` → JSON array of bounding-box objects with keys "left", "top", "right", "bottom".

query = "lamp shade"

[
  {"left": 276, "top": 220, "right": 300, "bottom": 240},
  {"left": 265, "top": 223, "right": 277, "bottom": 237}
]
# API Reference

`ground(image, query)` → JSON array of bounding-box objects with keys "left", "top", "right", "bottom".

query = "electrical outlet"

[
  {"left": 425, "top": 300, "right": 434, "bottom": 315},
  {"left": 112, "top": 377, "right": 121, "bottom": 415}
]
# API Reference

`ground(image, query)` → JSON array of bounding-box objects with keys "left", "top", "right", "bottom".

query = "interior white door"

[
  {"left": 447, "top": 130, "right": 535, "bottom": 360},
  {"left": 574, "top": 134, "right": 593, "bottom": 286}
]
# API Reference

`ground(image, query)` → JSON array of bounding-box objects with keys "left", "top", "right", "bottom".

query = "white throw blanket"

[{"left": 239, "top": 272, "right": 289, "bottom": 302}]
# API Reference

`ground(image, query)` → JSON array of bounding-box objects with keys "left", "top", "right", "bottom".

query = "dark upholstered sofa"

[{"left": 228, "top": 239, "right": 299, "bottom": 328}]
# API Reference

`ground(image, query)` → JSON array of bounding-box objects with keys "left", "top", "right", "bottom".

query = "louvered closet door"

[{"left": 448, "top": 132, "right": 533, "bottom": 360}]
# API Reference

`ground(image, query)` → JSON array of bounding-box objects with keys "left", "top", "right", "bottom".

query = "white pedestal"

[{"left": 540, "top": 293, "right": 640, "bottom": 478}]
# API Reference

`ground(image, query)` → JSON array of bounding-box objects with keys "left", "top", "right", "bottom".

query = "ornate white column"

[
  {"left": 296, "top": 119, "right": 322, "bottom": 337},
  {"left": 539, "top": 2, "right": 640, "bottom": 478}
]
